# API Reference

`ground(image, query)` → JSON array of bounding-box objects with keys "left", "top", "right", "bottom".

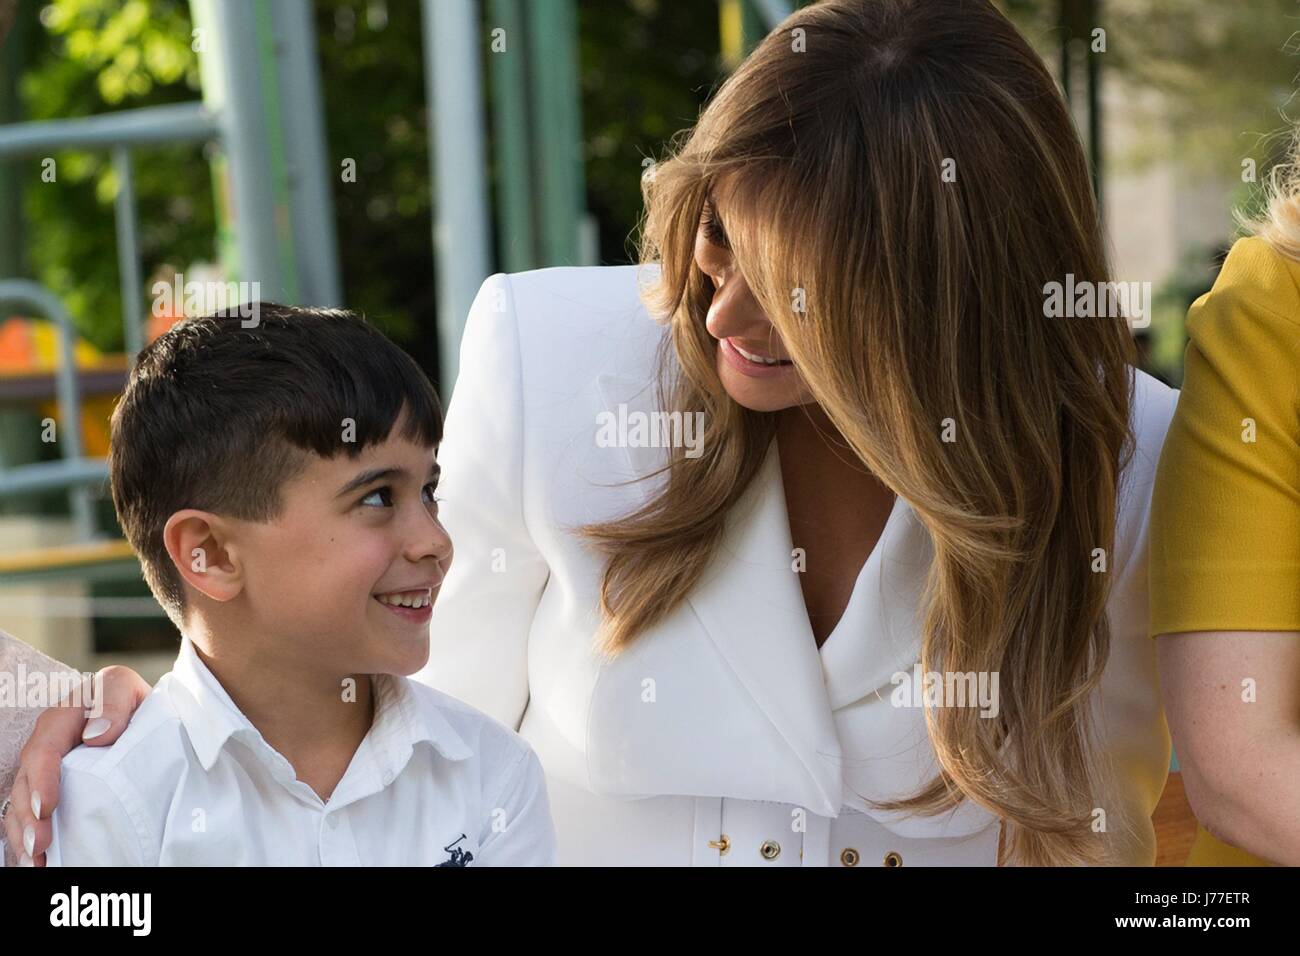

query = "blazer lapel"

[
  {"left": 682, "top": 441, "right": 846, "bottom": 814},
  {"left": 818, "top": 493, "right": 930, "bottom": 711},
  {"left": 587, "top": 372, "right": 995, "bottom": 836},
  {"left": 816, "top": 497, "right": 1000, "bottom": 838},
  {"left": 591, "top": 373, "right": 844, "bottom": 815}
]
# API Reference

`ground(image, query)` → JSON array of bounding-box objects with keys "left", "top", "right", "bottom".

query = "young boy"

[{"left": 46, "top": 303, "right": 556, "bottom": 866}]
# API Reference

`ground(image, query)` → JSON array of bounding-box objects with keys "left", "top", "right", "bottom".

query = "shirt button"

[
  {"left": 382, "top": 770, "right": 394, "bottom": 786},
  {"left": 328, "top": 814, "right": 341, "bottom": 829}
]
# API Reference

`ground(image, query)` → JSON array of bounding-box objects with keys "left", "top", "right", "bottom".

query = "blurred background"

[{"left": 0, "top": 0, "right": 1293, "bottom": 767}]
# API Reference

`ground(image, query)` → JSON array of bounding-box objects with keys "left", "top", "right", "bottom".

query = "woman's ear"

[{"left": 162, "top": 510, "right": 244, "bottom": 604}]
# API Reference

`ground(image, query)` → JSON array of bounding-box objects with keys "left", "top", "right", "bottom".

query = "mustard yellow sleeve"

[{"left": 1149, "top": 237, "right": 1300, "bottom": 636}]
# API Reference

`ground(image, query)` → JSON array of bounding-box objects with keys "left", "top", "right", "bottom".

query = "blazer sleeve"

[{"left": 414, "top": 273, "right": 550, "bottom": 730}]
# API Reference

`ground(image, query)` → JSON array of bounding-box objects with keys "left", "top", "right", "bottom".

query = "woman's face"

[{"left": 694, "top": 182, "right": 815, "bottom": 413}]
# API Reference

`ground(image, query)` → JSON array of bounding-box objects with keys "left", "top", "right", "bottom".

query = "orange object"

[{"left": 0, "top": 314, "right": 128, "bottom": 456}]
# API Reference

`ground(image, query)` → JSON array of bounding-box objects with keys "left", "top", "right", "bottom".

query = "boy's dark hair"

[{"left": 109, "top": 302, "right": 443, "bottom": 628}]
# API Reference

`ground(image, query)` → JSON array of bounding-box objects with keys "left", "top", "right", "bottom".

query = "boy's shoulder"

[
  {"left": 400, "top": 676, "right": 535, "bottom": 772},
  {"left": 61, "top": 675, "right": 190, "bottom": 782}
]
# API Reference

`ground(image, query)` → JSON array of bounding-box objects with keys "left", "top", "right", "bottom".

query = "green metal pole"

[
  {"left": 251, "top": 0, "right": 299, "bottom": 304},
  {"left": 488, "top": 0, "right": 538, "bottom": 274},
  {"left": 527, "top": 0, "right": 585, "bottom": 266},
  {"left": 0, "top": 0, "right": 32, "bottom": 510},
  {"left": 0, "top": 0, "right": 29, "bottom": 280}
]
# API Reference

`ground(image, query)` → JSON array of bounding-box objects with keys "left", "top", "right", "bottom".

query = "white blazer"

[{"left": 414, "top": 265, "right": 1178, "bottom": 866}]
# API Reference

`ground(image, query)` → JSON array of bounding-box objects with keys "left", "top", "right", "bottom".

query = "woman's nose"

[{"left": 705, "top": 271, "right": 766, "bottom": 341}]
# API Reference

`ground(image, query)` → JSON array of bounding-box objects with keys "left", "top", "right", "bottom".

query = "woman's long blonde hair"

[{"left": 581, "top": 0, "right": 1138, "bottom": 865}]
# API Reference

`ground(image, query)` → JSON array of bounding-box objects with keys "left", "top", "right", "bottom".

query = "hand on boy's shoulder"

[
  {"left": 49, "top": 684, "right": 186, "bottom": 867},
  {"left": 60, "top": 682, "right": 182, "bottom": 775}
]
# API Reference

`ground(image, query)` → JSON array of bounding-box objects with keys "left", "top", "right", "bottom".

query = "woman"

[
  {"left": 0, "top": 631, "right": 79, "bottom": 867},
  {"left": 9, "top": 0, "right": 1176, "bottom": 866},
  {"left": 1148, "top": 141, "right": 1300, "bottom": 866}
]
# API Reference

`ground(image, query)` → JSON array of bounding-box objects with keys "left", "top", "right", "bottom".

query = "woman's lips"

[{"left": 719, "top": 338, "right": 794, "bottom": 378}]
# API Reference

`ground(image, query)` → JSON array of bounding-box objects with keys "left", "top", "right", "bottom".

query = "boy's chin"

[{"left": 371, "top": 634, "right": 431, "bottom": 677}]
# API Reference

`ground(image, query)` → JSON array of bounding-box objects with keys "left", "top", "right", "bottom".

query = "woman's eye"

[{"left": 701, "top": 209, "right": 729, "bottom": 249}]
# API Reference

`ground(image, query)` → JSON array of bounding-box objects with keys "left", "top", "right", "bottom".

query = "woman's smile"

[{"left": 719, "top": 337, "right": 795, "bottom": 377}]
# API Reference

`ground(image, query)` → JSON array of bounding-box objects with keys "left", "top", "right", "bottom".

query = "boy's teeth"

[{"left": 376, "top": 590, "right": 430, "bottom": 608}]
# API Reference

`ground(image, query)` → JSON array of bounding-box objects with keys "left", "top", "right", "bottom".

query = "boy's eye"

[
  {"left": 422, "top": 482, "right": 442, "bottom": 507},
  {"left": 360, "top": 486, "right": 394, "bottom": 508},
  {"left": 359, "top": 483, "right": 441, "bottom": 509}
]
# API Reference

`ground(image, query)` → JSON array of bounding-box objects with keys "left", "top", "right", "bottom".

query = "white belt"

[{"left": 691, "top": 797, "right": 1001, "bottom": 867}]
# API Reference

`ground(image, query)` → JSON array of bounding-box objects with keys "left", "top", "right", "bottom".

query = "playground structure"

[{"left": 0, "top": 0, "right": 795, "bottom": 674}]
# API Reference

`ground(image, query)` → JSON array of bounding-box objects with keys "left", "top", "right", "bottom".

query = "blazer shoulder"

[
  {"left": 501, "top": 263, "right": 663, "bottom": 321},
  {"left": 1191, "top": 236, "right": 1300, "bottom": 329},
  {"left": 497, "top": 264, "right": 668, "bottom": 382}
]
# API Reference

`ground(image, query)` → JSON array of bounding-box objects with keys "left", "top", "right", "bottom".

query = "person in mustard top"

[{"left": 1149, "top": 172, "right": 1300, "bottom": 866}]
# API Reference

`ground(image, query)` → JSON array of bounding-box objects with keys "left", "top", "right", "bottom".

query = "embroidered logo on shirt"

[{"left": 436, "top": 834, "right": 474, "bottom": 867}]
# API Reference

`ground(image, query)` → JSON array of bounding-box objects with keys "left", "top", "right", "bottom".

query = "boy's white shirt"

[{"left": 46, "top": 635, "right": 557, "bottom": 866}]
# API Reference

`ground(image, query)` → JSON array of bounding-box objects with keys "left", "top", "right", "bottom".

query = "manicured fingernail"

[
  {"left": 30, "top": 791, "right": 41, "bottom": 819},
  {"left": 23, "top": 824, "right": 35, "bottom": 857},
  {"left": 83, "top": 718, "right": 111, "bottom": 740},
  {"left": 18, "top": 853, "right": 33, "bottom": 867}
]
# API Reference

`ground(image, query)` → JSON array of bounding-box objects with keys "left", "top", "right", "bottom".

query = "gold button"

[
  {"left": 840, "top": 847, "right": 860, "bottom": 867},
  {"left": 707, "top": 834, "right": 730, "bottom": 855},
  {"left": 759, "top": 840, "right": 781, "bottom": 860},
  {"left": 883, "top": 850, "right": 903, "bottom": 867}
]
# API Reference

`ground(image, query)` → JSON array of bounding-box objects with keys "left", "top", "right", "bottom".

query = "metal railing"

[
  {"left": 0, "top": 102, "right": 222, "bottom": 364},
  {"left": 0, "top": 0, "right": 340, "bottom": 552},
  {"left": 0, "top": 103, "right": 223, "bottom": 543}
]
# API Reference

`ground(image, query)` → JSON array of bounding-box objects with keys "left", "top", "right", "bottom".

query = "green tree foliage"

[
  {"left": 15, "top": 0, "right": 1297, "bottom": 365},
  {"left": 12, "top": 0, "right": 720, "bottom": 373},
  {"left": 577, "top": 0, "right": 720, "bottom": 264},
  {"left": 19, "top": 0, "right": 210, "bottom": 353}
]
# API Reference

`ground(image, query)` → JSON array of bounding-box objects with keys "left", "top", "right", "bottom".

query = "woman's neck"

[{"left": 776, "top": 403, "right": 897, "bottom": 647}]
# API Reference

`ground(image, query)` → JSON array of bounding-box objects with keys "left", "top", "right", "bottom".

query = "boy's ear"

[{"left": 162, "top": 510, "right": 244, "bottom": 604}]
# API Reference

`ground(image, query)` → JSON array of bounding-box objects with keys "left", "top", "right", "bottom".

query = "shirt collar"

[{"left": 165, "top": 636, "right": 473, "bottom": 782}]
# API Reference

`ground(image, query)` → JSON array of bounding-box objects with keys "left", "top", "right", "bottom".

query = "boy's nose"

[{"left": 404, "top": 510, "right": 453, "bottom": 568}]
